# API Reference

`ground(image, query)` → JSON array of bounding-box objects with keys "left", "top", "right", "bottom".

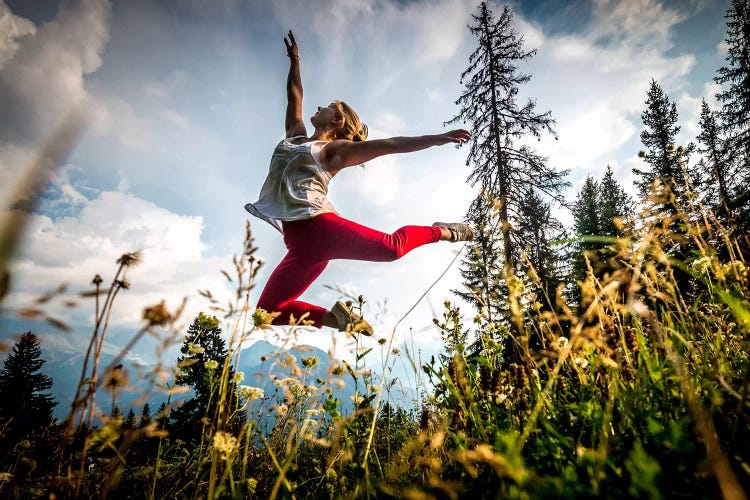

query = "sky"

[{"left": 0, "top": 0, "right": 733, "bottom": 371}]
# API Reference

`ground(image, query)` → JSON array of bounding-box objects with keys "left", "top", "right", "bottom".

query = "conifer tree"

[
  {"left": 597, "top": 166, "right": 632, "bottom": 237},
  {"left": 123, "top": 408, "right": 136, "bottom": 429},
  {"left": 516, "top": 187, "right": 564, "bottom": 305},
  {"left": 0, "top": 332, "right": 56, "bottom": 437},
  {"left": 715, "top": 0, "right": 750, "bottom": 174},
  {"left": 714, "top": 0, "right": 750, "bottom": 242},
  {"left": 447, "top": 2, "right": 568, "bottom": 269},
  {"left": 571, "top": 176, "right": 601, "bottom": 302},
  {"left": 170, "top": 313, "right": 234, "bottom": 442},
  {"left": 697, "top": 99, "right": 731, "bottom": 216},
  {"left": 448, "top": 2, "right": 568, "bottom": 363},
  {"left": 139, "top": 402, "right": 151, "bottom": 429},
  {"left": 454, "top": 194, "right": 506, "bottom": 330},
  {"left": 571, "top": 168, "right": 631, "bottom": 307},
  {"left": 633, "top": 79, "right": 695, "bottom": 214}
]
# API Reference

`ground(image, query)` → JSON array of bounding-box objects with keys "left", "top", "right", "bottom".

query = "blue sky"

[{"left": 0, "top": 0, "right": 732, "bottom": 367}]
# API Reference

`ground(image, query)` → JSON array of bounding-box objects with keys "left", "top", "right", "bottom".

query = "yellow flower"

[
  {"left": 252, "top": 308, "right": 279, "bottom": 330},
  {"left": 301, "top": 356, "right": 319, "bottom": 368},
  {"left": 205, "top": 360, "right": 219, "bottom": 370}
]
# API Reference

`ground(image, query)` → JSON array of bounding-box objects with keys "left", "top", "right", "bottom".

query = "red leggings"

[{"left": 256, "top": 212, "right": 442, "bottom": 328}]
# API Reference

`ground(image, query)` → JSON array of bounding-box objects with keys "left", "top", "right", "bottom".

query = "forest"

[{"left": 0, "top": 1, "right": 749, "bottom": 498}]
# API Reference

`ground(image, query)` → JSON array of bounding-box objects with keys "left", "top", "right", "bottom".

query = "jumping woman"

[{"left": 246, "top": 31, "right": 474, "bottom": 335}]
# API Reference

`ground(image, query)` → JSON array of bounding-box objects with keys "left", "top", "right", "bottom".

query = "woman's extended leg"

[{"left": 310, "top": 213, "right": 444, "bottom": 262}]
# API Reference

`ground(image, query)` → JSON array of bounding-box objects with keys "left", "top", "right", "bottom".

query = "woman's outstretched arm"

[
  {"left": 320, "top": 129, "right": 471, "bottom": 173},
  {"left": 284, "top": 31, "right": 307, "bottom": 138}
]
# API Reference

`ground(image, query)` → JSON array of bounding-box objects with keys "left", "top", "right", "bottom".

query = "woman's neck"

[{"left": 310, "top": 127, "right": 336, "bottom": 142}]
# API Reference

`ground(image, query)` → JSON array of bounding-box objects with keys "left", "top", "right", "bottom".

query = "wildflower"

[
  {"left": 332, "top": 365, "right": 344, "bottom": 376},
  {"left": 378, "top": 338, "right": 387, "bottom": 345},
  {"left": 238, "top": 385, "right": 264, "bottom": 401},
  {"left": 306, "top": 408, "right": 321, "bottom": 416},
  {"left": 275, "top": 377, "right": 299, "bottom": 387},
  {"left": 506, "top": 275, "right": 524, "bottom": 296},
  {"left": 368, "top": 384, "right": 380, "bottom": 393},
  {"left": 302, "top": 418, "right": 319, "bottom": 432},
  {"left": 276, "top": 403, "right": 288, "bottom": 418},
  {"left": 245, "top": 478, "right": 258, "bottom": 495},
  {"left": 281, "top": 353, "right": 297, "bottom": 368},
  {"left": 187, "top": 343, "right": 205, "bottom": 355},
  {"left": 392, "top": 348, "right": 400, "bottom": 355},
  {"left": 572, "top": 356, "right": 589, "bottom": 369},
  {"left": 555, "top": 336, "right": 569, "bottom": 350},
  {"left": 143, "top": 301, "right": 171, "bottom": 327},
  {"left": 252, "top": 308, "right": 279, "bottom": 330},
  {"left": 117, "top": 251, "right": 142, "bottom": 267},
  {"left": 205, "top": 360, "right": 219, "bottom": 370},
  {"left": 92, "top": 274, "right": 103, "bottom": 285},
  {"left": 213, "top": 431, "right": 237, "bottom": 460},
  {"left": 301, "top": 356, "right": 319, "bottom": 368},
  {"left": 690, "top": 256, "right": 712, "bottom": 277},
  {"left": 351, "top": 393, "right": 365, "bottom": 405},
  {"left": 305, "top": 384, "right": 318, "bottom": 396},
  {"left": 233, "top": 371, "right": 245, "bottom": 383}
]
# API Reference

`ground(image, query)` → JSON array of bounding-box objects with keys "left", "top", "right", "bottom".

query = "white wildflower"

[
  {"left": 213, "top": 431, "right": 237, "bottom": 460},
  {"left": 238, "top": 385, "right": 264, "bottom": 401},
  {"left": 276, "top": 404, "right": 288, "bottom": 418}
]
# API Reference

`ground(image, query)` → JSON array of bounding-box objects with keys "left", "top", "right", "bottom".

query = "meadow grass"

[{"left": 0, "top": 176, "right": 748, "bottom": 498}]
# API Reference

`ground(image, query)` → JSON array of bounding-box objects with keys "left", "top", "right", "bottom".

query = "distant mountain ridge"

[{"left": 31, "top": 336, "right": 412, "bottom": 421}]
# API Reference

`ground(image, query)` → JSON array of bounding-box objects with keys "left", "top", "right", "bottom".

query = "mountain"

[{"left": 18, "top": 334, "right": 414, "bottom": 422}]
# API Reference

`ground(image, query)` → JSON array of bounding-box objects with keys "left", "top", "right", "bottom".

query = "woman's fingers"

[{"left": 446, "top": 129, "right": 471, "bottom": 143}]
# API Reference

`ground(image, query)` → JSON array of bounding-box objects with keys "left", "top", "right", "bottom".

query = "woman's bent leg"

[{"left": 256, "top": 252, "right": 329, "bottom": 328}]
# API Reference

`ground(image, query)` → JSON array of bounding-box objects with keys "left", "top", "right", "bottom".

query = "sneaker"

[
  {"left": 432, "top": 222, "right": 475, "bottom": 242},
  {"left": 330, "top": 300, "right": 374, "bottom": 336}
]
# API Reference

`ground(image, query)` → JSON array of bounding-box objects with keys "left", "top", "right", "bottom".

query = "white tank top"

[{"left": 245, "top": 136, "right": 337, "bottom": 233}]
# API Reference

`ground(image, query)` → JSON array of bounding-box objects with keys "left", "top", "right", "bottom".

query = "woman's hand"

[
  {"left": 284, "top": 30, "right": 306, "bottom": 137},
  {"left": 435, "top": 129, "right": 471, "bottom": 145},
  {"left": 284, "top": 30, "right": 299, "bottom": 59}
]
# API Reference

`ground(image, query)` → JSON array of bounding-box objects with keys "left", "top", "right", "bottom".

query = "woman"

[{"left": 246, "top": 31, "right": 474, "bottom": 335}]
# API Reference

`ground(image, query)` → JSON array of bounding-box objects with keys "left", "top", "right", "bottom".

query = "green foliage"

[
  {"left": 0, "top": 332, "right": 56, "bottom": 438},
  {"left": 169, "top": 312, "right": 235, "bottom": 443},
  {"left": 633, "top": 79, "right": 696, "bottom": 213}
]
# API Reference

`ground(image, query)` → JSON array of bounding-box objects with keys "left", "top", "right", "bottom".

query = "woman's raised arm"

[
  {"left": 320, "top": 129, "right": 471, "bottom": 173},
  {"left": 284, "top": 31, "right": 307, "bottom": 138}
]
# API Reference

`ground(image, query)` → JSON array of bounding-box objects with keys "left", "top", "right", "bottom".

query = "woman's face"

[{"left": 311, "top": 102, "right": 341, "bottom": 128}]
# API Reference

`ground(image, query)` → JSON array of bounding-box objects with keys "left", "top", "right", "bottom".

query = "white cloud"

[
  {"left": 0, "top": 0, "right": 111, "bottom": 142},
  {"left": 0, "top": 1, "right": 36, "bottom": 68},
  {"left": 514, "top": 0, "right": 697, "bottom": 176},
  {"left": 6, "top": 189, "right": 233, "bottom": 330},
  {"left": 591, "top": 0, "right": 685, "bottom": 43},
  {"left": 0, "top": 0, "right": 112, "bottom": 205}
]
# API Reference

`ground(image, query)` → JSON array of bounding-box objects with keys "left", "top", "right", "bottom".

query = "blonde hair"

[{"left": 333, "top": 100, "right": 368, "bottom": 142}]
